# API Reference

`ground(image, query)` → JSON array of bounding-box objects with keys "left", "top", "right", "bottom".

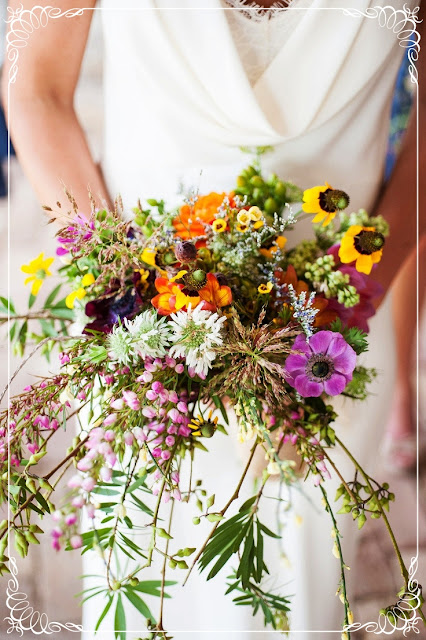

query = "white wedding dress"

[{"left": 82, "top": 1, "right": 414, "bottom": 638}]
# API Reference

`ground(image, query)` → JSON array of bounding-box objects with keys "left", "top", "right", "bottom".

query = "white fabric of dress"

[{"left": 82, "top": 1, "right": 414, "bottom": 638}]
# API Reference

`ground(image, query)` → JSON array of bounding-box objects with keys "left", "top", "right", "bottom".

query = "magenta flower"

[{"left": 285, "top": 331, "right": 356, "bottom": 397}]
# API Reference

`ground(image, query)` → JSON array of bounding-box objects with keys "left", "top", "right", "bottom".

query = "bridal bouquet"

[{"left": 0, "top": 164, "right": 423, "bottom": 638}]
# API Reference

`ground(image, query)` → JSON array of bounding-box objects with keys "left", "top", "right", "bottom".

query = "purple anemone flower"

[{"left": 285, "top": 330, "right": 356, "bottom": 397}]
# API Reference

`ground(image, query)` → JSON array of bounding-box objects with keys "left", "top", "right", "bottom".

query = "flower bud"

[{"left": 174, "top": 241, "right": 197, "bottom": 262}]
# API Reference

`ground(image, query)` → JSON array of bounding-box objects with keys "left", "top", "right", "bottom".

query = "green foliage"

[
  {"left": 226, "top": 572, "right": 291, "bottom": 631},
  {"left": 343, "top": 366, "right": 377, "bottom": 400},
  {"left": 199, "top": 495, "right": 279, "bottom": 589},
  {"left": 330, "top": 318, "right": 369, "bottom": 355},
  {"left": 335, "top": 476, "right": 395, "bottom": 527}
]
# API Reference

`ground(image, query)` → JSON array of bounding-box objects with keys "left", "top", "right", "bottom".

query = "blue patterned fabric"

[{"left": 385, "top": 42, "right": 416, "bottom": 181}]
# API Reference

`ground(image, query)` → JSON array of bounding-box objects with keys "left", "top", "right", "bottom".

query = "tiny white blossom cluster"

[{"left": 107, "top": 306, "right": 225, "bottom": 376}]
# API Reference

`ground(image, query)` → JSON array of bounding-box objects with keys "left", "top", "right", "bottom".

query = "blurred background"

[{"left": 0, "top": 7, "right": 425, "bottom": 640}]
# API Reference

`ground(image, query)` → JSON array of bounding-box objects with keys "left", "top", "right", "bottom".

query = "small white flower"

[
  {"left": 168, "top": 305, "right": 225, "bottom": 377},
  {"left": 107, "top": 324, "right": 134, "bottom": 364},
  {"left": 59, "top": 385, "right": 74, "bottom": 404},
  {"left": 124, "top": 310, "right": 171, "bottom": 359}
]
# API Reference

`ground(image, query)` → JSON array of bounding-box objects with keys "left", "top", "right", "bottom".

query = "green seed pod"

[
  {"left": 157, "top": 528, "right": 173, "bottom": 540},
  {"left": 206, "top": 513, "right": 223, "bottom": 523},
  {"left": 168, "top": 559, "right": 177, "bottom": 569},
  {"left": 39, "top": 478, "right": 53, "bottom": 492},
  {"left": 182, "top": 547, "right": 196, "bottom": 557},
  {"left": 252, "top": 187, "right": 262, "bottom": 201},
  {"left": 129, "top": 578, "right": 139, "bottom": 587},
  {"left": 177, "top": 560, "right": 188, "bottom": 570},
  {"left": 29, "top": 525, "right": 43, "bottom": 534},
  {"left": 24, "top": 531, "right": 40, "bottom": 545},
  {"left": 192, "top": 517, "right": 201, "bottom": 525},
  {"left": 111, "top": 580, "right": 121, "bottom": 591},
  {"left": 0, "top": 519, "right": 7, "bottom": 531},
  {"left": 206, "top": 494, "right": 215, "bottom": 509},
  {"left": 236, "top": 176, "right": 246, "bottom": 188},
  {"left": 245, "top": 166, "right": 257, "bottom": 178},
  {"left": 25, "top": 478, "right": 38, "bottom": 494},
  {"left": 249, "top": 175, "right": 264, "bottom": 188},
  {"left": 274, "top": 181, "right": 287, "bottom": 199},
  {"left": 264, "top": 197, "right": 278, "bottom": 214}
]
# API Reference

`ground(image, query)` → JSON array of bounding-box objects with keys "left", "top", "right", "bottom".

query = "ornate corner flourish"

[
  {"left": 2, "top": 2, "right": 424, "bottom": 637},
  {"left": 344, "top": 556, "right": 423, "bottom": 636},
  {"left": 4, "top": 556, "right": 83, "bottom": 634},
  {"left": 5, "top": 4, "right": 86, "bottom": 85},
  {"left": 343, "top": 3, "right": 421, "bottom": 84}
]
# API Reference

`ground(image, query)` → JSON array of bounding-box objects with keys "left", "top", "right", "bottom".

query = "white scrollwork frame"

[{"left": 3, "top": 2, "right": 423, "bottom": 636}]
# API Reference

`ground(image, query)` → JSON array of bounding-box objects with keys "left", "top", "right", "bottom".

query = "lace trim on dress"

[{"left": 223, "top": 0, "right": 291, "bottom": 21}]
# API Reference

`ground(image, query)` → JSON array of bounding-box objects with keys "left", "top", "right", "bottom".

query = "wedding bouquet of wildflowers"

[{"left": 0, "top": 163, "right": 423, "bottom": 638}]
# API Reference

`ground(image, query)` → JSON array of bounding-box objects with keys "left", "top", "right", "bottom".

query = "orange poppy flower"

[
  {"left": 198, "top": 273, "right": 232, "bottom": 312},
  {"left": 151, "top": 278, "right": 200, "bottom": 316},
  {"left": 274, "top": 265, "right": 337, "bottom": 327},
  {"left": 173, "top": 192, "right": 228, "bottom": 239}
]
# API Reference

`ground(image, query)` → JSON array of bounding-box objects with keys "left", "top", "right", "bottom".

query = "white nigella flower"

[
  {"left": 107, "top": 324, "right": 134, "bottom": 364},
  {"left": 168, "top": 305, "right": 226, "bottom": 377},
  {"left": 124, "top": 310, "right": 172, "bottom": 359}
]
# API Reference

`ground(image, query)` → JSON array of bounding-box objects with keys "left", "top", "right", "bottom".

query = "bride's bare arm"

[{"left": 1, "top": 0, "right": 112, "bottom": 217}]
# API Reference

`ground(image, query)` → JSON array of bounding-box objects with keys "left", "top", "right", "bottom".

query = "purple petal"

[
  {"left": 292, "top": 334, "right": 312, "bottom": 355},
  {"left": 333, "top": 347, "right": 356, "bottom": 376},
  {"left": 285, "top": 353, "right": 308, "bottom": 377},
  {"left": 294, "top": 374, "right": 323, "bottom": 397},
  {"left": 326, "top": 334, "right": 347, "bottom": 359},
  {"left": 324, "top": 373, "right": 348, "bottom": 396},
  {"left": 309, "top": 330, "right": 334, "bottom": 355}
]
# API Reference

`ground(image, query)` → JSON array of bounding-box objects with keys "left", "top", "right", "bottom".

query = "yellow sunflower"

[
  {"left": 338, "top": 225, "right": 385, "bottom": 275},
  {"left": 302, "top": 182, "right": 350, "bottom": 227}
]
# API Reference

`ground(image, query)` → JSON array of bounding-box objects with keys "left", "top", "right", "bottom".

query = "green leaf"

[
  {"left": 123, "top": 589, "right": 154, "bottom": 621},
  {"left": 95, "top": 595, "right": 113, "bottom": 633},
  {"left": 34, "top": 492, "right": 51, "bottom": 513},
  {"left": 212, "top": 395, "right": 229, "bottom": 425},
  {"left": 28, "top": 292, "right": 37, "bottom": 309},
  {"left": 44, "top": 284, "right": 62, "bottom": 308},
  {"left": 0, "top": 296, "right": 16, "bottom": 315},
  {"left": 39, "top": 319, "right": 58, "bottom": 337},
  {"left": 114, "top": 594, "right": 126, "bottom": 640},
  {"left": 9, "top": 321, "right": 18, "bottom": 341}
]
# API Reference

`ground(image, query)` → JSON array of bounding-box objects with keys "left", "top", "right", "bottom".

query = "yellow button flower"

[
  {"left": 237, "top": 211, "right": 251, "bottom": 226},
  {"left": 65, "top": 287, "right": 86, "bottom": 309},
  {"left": 248, "top": 206, "right": 263, "bottom": 222},
  {"left": 237, "top": 224, "right": 248, "bottom": 233},
  {"left": 21, "top": 253, "right": 54, "bottom": 296},
  {"left": 302, "top": 182, "right": 350, "bottom": 227},
  {"left": 212, "top": 218, "right": 227, "bottom": 233},
  {"left": 338, "top": 225, "right": 385, "bottom": 275},
  {"left": 258, "top": 282, "right": 273, "bottom": 294},
  {"left": 81, "top": 273, "right": 95, "bottom": 287}
]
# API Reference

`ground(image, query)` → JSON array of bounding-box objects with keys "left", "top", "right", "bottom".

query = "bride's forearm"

[{"left": 4, "top": 93, "right": 112, "bottom": 218}]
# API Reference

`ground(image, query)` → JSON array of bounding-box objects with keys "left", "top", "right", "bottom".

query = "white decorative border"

[
  {"left": 4, "top": 557, "right": 83, "bottom": 635},
  {"left": 3, "top": 2, "right": 423, "bottom": 636}
]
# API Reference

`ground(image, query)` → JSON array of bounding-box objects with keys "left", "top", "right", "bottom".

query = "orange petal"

[{"left": 355, "top": 254, "right": 373, "bottom": 274}]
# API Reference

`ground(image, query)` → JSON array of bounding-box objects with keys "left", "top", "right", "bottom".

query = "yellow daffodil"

[
  {"left": 66, "top": 287, "right": 86, "bottom": 309},
  {"left": 237, "top": 211, "right": 251, "bottom": 225},
  {"left": 302, "top": 182, "right": 350, "bottom": 227},
  {"left": 248, "top": 206, "right": 263, "bottom": 222},
  {"left": 258, "top": 282, "right": 273, "bottom": 294},
  {"left": 141, "top": 248, "right": 157, "bottom": 267},
  {"left": 212, "top": 218, "right": 227, "bottom": 233},
  {"left": 21, "top": 253, "right": 54, "bottom": 296},
  {"left": 338, "top": 225, "right": 384, "bottom": 274}
]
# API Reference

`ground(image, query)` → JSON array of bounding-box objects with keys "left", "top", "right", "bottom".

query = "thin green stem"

[
  {"left": 320, "top": 485, "right": 351, "bottom": 636},
  {"left": 335, "top": 436, "right": 408, "bottom": 585}
]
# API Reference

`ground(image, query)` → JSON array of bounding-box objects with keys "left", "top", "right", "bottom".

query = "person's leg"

[{"left": 384, "top": 238, "right": 426, "bottom": 470}]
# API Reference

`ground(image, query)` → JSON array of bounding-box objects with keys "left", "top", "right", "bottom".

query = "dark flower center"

[
  {"left": 354, "top": 230, "right": 385, "bottom": 255},
  {"left": 319, "top": 189, "right": 350, "bottom": 213},
  {"left": 306, "top": 353, "right": 335, "bottom": 382}
]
